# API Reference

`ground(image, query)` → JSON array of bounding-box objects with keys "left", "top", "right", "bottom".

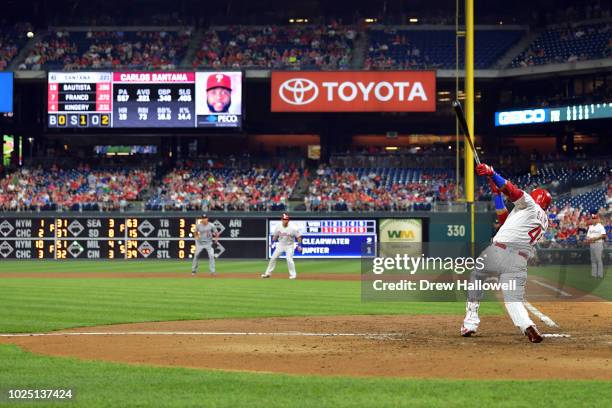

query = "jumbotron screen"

[{"left": 47, "top": 71, "right": 243, "bottom": 129}]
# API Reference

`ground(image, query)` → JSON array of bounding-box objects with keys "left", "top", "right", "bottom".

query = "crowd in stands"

[
  {"left": 525, "top": 171, "right": 612, "bottom": 246},
  {"left": 366, "top": 27, "right": 523, "bottom": 70},
  {"left": 0, "top": 165, "right": 152, "bottom": 211},
  {"left": 511, "top": 21, "right": 612, "bottom": 68},
  {"left": 146, "top": 163, "right": 300, "bottom": 212},
  {"left": 0, "top": 22, "right": 31, "bottom": 71},
  {"left": 6, "top": 15, "right": 612, "bottom": 71},
  {"left": 540, "top": 0, "right": 610, "bottom": 26},
  {"left": 0, "top": 158, "right": 609, "bottom": 235},
  {"left": 193, "top": 24, "right": 355, "bottom": 70},
  {"left": 19, "top": 29, "right": 192, "bottom": 71},
  {"left": 303, "top": 165, "right": 456, "bottom": 211},
  {"left": 542, "top": 204, "right": 612, "bottom": 248},
  {"left": 330, "top": 147, "right": 457, "bottom": 169}
]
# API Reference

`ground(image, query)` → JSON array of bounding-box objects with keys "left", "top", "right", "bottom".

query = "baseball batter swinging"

[
  {"left": 461, "top": 163, "right": 551, "bottom": 343},
  {"left": 191, "top": 214, "right": 220, "bottom": 276},
  {"left": 262, "top": 213, "right": 302, "bottom": 279}
]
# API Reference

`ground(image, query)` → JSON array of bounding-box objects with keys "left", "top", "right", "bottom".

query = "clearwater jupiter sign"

[{"left": 271, "top": 71, "right": 436, "bottom": 112}]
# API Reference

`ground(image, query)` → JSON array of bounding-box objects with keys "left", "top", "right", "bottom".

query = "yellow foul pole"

[{"left": 465, "top": 0, "right": 475, "bottom": 245}]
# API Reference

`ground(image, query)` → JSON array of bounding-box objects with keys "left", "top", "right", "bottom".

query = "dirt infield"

[{"left": 2, "top": 302, "right": 610, "bottom": 380}]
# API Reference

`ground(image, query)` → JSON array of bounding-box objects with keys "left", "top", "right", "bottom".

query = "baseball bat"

[{"left": 452, "top": 100, "right": 481, "bottom": 165}]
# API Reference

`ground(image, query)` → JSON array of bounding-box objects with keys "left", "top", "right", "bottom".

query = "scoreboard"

[
  {"left": 0, "top": 216, "right": 384, "bottom": 260},
  {"left": 0, "top": 216, "right": 265, "bottom": 260},
  {"left": 112, "top": 72, "right": 195, "bottom": 128},
  {"left": 47, "top": 72, "right": 111, "bottom": 128},
  {"left": 495, "top": 102, "right": 612, "bottom": 126},
  {"left": 268, "top": 219, "right": 377, "bottom": 259},
  {"left": 47, "top": 71, "right": 243, "bottom": 129}
]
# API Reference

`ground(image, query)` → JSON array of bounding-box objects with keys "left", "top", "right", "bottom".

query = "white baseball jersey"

[
  {"left": 493, "top": 192, "right": 548, "bottom": 249},
  {"left": 274, "top": 223, "right": 301, "bottom": 246},
  {"left": 586, "top": 223, "right": 606, "bottom": 241}
]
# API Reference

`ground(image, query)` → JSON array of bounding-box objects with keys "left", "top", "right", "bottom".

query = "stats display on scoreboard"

[
  {"left": 268, "top": 219, "right": 377, "bottom": 259},
  {"left": 0, "top": 216, "right": 264, "bottom": 259},
  {"left": 47, "top": 71, "right": 243, "bottom": 129},
  {"left": 495, "top": 102, "right": 612, "bottom": 127}
]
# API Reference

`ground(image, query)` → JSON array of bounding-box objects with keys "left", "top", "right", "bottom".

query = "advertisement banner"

[
  {"left": 378, "top": 218, "right": 422, "bottom": 257},
  {"left": 271, "top": 71, "right": 436, "bottom": 112}
]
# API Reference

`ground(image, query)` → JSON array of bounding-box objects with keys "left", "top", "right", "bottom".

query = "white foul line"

[
  {"left": 531, "top": 280, "right": 573, "bottom": 297},
  {"left": 0, "top": 331, "right": 396, "bottom": 339},
  {"left": 0, "top": 330, "right": 571, "bottom": 339},
  {"left": 524, "top": 302, "right": 559, "bottom": 328}
]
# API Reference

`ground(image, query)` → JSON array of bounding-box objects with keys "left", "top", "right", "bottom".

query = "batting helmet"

[{"left": 530, "top": 188, "right": 551, "bottom": 210}]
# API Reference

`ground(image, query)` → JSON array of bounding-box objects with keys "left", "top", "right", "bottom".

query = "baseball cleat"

[
  {"left": 261, "top": 273, "right": 271, "bottom": 278},
  {"left": 524, "top": 325, "right": 543, "bottom": 343},
  {"left": 460, "top": 325, "right": 476, "bottom": 337},
  {"left": 191, "top": 271, "right": 197, "bottom": 276},
  {"left": 289, "top": 276, "right": 297, "bottom": 280}
]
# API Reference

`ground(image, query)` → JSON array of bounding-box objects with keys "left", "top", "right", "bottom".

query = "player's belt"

[{"left": 494, "top": 242, "right": 529, "bottom": 260}]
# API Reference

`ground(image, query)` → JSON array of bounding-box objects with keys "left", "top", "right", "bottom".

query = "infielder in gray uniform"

[
  {"left": 192, "top": 214, "right": 220, "bottom": 276},
  {"left": 586, "top": 214, "right": 606, "bottom": 279}
]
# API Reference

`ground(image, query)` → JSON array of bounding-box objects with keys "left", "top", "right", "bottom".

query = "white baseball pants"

[
  {"left": 265, "top": 243, "right": 296, "bottom": 278},
  {"left": 464, "top": 244, "right": 534, "bottom": 333}
]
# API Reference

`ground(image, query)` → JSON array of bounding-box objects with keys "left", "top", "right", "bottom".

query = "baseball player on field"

[
  {"left": 586, "top": 214, "right": 606, "bottom": 279},
  {"left": 262, "top": 213, "right": 302, "bottom": 279},
  {"left": 461, "top": 163, "right": 551, "bottom": 343},
  {"left": 192, "top": 214, "right": 220, "bottom": 276}
]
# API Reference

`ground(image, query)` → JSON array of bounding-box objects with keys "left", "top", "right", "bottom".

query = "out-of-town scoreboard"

[{"left": 0, "top": 217, "right": 265, "bottom": 259}]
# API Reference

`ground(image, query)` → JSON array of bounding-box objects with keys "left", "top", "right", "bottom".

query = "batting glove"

[{"left": 476, "top": 163, "right": 495, "bottom": 176}]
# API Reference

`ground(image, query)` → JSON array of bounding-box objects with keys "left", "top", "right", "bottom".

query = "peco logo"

[
  {"left": 278, "top": 78, "right": 319, "bottom": 106},
  {"left": 271, "top": 71, "right": 436, "bottom": 112}
]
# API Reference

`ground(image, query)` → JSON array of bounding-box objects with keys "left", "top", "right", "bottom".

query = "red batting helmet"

[
  {"left": 281, "top": 213, "right": 290, "bottom": 220},
  {"left": 530, "top": 188, "right": 551, "bottom": 210},
  {"left": 206, "top": 73, "right": 232, "bottom": 91}
]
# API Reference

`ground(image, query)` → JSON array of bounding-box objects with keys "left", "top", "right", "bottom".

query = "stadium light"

[
  {"left": 26, "top": 31, "right": 34, "bottom": 38},
  {"left": 365, "top": 18, "right": 377, "bottom": 23},
  {"left": 409, "top": 18, "right": 419, "bottom": 23}
]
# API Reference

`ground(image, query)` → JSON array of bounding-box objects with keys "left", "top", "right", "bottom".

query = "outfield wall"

[{"left": 0, "top": 212, "right": 496, "bottom": 260}]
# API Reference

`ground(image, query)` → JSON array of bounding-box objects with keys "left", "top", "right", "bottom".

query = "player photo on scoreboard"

[{"left": 195, "top": 71, "right": 243, "bottom": 128}]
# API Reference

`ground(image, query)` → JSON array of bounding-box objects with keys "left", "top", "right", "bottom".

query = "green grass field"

[
  {"left": 530, "top": 265, "right": 611, "bottom": 300},
  {"left": 0, "top": 260, "right": 609, "bottom": 407}
]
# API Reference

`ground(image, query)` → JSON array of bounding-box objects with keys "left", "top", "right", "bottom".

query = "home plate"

[{"left": 542, "top": 333, "right": 571, "bottom": 338}]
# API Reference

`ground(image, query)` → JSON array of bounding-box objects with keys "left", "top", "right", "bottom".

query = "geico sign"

[
  {"left": 498, "top": 109, "right": 547, "bottom": 126},
  {"left": 272, "top": 71, "right": 436, "bottom": 112}
]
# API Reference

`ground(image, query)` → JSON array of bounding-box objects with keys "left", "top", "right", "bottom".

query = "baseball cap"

[
  {"left": 281, "top": 213, "right": 290, "bottom": 220},
  {"left": 207, "top": 74, "right": 232, "bottom": 91},
  {"left": 202, "top": 214, "right": 208, "bottom": 219}
]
